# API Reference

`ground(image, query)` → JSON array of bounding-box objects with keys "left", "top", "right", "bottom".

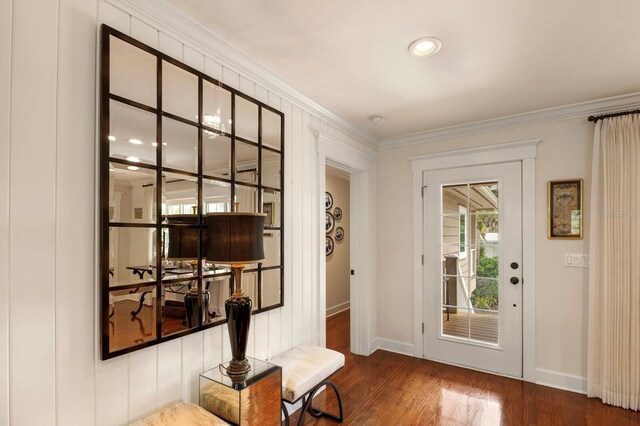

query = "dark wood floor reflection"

[{"left": 288, "top": 309, "right": 640, "bottom": 425}]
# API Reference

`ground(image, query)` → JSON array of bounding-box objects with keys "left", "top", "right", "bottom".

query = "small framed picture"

[
  {"left": 335, "top": 227, "right": 344, "bottom": 241},
  {"left": 326, "top": 236, "right": 334, "bottom": 256},
  {"left": 326, "top": 211, "right": 335, "bottom": 233},
  {"left": 334, "top": 207, "right": 342, "bottom": 221},
  {"left": 263, "top": 202, "right": 274, "bottom": 227},
  {"left": 325, "top": 192, "right": 333, "bottom": 210},
  {"left": 548, "top": 179, "right": 583, "bottom": 239}
]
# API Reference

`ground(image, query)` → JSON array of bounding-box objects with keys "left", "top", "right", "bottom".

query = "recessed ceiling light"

[
  {"left": 408, "top": 37, "right": 442, "bottom": 57},
  {"left": 369, "top": 115, "right": 386, "bottom": 125},
  {"left": 126, "top": 156, "right": 140, "bottom": 162},
  {"left": 128, "top": 138, "right": 143, "bottom": 145},
  {"left": 127, "top": 166, "right": 140, "bottom": 171},
  {"left": 152, "top": 142, "right": 158, "bottom": 147},
  {"left": 108, "top": 135, "right": 116, "bottom": 141}
]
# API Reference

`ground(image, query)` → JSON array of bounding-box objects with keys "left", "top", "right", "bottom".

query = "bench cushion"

[
  {"left": 130, "top": 402, "right": 228, "bottom": 426},
  {"left": 270, "top": 345, "right": 345, "bottom": 402}
]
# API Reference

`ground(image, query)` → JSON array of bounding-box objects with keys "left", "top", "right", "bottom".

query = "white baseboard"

[
  {"left": 370, "top": 338, "right": 414, "bottom": 357},
  {"left": 326, "top": 302, "right": 350, "bottom": 317},
  {"left": 536, "top": 368, "right": 587, "bottom": 394}
]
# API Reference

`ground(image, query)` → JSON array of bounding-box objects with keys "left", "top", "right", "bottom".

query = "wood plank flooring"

[
  {"left": 442, "top": 311, "right": 498, "bottom": 344},
  {"left": 289, "top": 309, "right": 640, "bottom": 425}
]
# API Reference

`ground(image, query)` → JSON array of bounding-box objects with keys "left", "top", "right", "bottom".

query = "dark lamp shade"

[
  {"left": 206, "top": 213, "right": 266, "bottom": 264},
  {"left": 166, "top": 215, "right": 207, "bottom": 260}
]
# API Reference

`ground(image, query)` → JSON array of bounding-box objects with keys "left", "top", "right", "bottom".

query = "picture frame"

[
  {"left": 326, "top": 236, "right": 334, "bottom": 256},
  {"left": 548, "top": 179, "right": 583, "bottom": 239},
  {"left": 325, "top": 192, "right": 333, "bottom": 210},
  {"left": 263, "top": 202, "right": 275, "bottom": 227},
  {"left": 326, "top": 211, "right": 335, "bottom": 233}
]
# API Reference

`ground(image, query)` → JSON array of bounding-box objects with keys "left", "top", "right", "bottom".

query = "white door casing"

[
  {"left": 316, "top": 132, "right": 376, "bottom": 356},
  {"left": 423, "top": 161, "right": 522, "bottom": 377},
  {"left": 410, "top": 139, "right": 538, "bottom": 382}
]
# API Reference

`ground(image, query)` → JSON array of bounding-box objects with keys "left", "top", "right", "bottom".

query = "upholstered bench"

[
  {"left": 130, "top": 402, "right": 228, "bottom": 425},
  {"left": 271, "top": 345, "right": 345, "bottom": 425}
]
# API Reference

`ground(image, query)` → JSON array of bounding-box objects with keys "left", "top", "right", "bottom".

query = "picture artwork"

[
  {"left": 334, "top": 207, "right": 342, "bottom": 221},
  {"left": 326, "top": 211, "right": 335, "bottom": 233},
  {"left": 335, "top": 227, "right": 344, "bottom": 241},
  {"left": 325, "top": 191, "right": 333, "bottom": 210},
  {"left": 548, "top": 179, "right": 583, "bottom": 239},
  {"left": 326, "top": 236, "right": 334, "bottom": 256}
]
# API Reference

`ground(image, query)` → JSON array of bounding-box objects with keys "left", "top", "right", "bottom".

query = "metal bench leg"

[
  {"left": 298, "top": 380, "right": 344, "bottom": 425},
  {"left": 282, "top": 400, "right": 290, "bottom": 426}
]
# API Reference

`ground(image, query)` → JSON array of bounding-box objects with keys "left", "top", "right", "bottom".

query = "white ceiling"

[{"left": 166, "top": 0, "right": 640, "bottom": 142}]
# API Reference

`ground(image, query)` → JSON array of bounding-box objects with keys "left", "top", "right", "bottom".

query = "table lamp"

[{"left": 207, "top": 212, "right": 265, "bottom": 381}]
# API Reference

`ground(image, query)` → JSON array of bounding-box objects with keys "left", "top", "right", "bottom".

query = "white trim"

[
  {"left": 370, "top": 338, "right": 414, "bottom": 357},
  {"left": 380, "top": 92, "right": 640, "bottom": 149},
  {"left": 326, "top": 302, "right": 350, "bottom": 318},
  {"left": 536, "top": 368, "right": 587, "bottom": 394},
  {"left": 409, "top": 139, "right": 539, "bottom": 171},
  {"left": 104, "top": 0, "right": 377, "bottom": 149},
  {"left": 411, "top": 139, "right": 538, "bottom": 382},
  {"left": 316, "top": 132, "right": 376, "bottom": 356}
]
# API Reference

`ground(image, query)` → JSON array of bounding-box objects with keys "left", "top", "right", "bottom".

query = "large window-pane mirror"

[{"left": 101, "top": 25, "right": 285, "bottom": 359}]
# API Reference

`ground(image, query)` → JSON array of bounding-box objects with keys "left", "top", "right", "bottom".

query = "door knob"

[
  {"left": 510, "top": 262, "right": 519, "bottom": 269},
  {"left": 510, "top": 277, "right": 520, "bottom": 285}
]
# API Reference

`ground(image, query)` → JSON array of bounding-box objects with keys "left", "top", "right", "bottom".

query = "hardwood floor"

[{"left": 290, "top": 309, "right": 640, "bottom": 425}]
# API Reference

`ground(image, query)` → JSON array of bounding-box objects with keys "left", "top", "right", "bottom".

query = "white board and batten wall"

[{"left": 0, "top": 0, "right": 375, "bottom": 425}]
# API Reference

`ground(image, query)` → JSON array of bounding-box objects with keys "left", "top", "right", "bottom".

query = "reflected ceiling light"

[
  {"left": 408, "top": 37, "right": 442, "bottom": 57},
  {"left": 126, "top": 156, "right": 140, "bottom": 162},
  {"left": 108, "top": 135, "right": 116, "bottom": 141},
  {"left": 152, "top": 142, "right": 158, "bottom": 147},
  {"left": 127, "top": 166, "right": 140, "bottom": 171},
  {"left": 128, "top": 138, "right": 143, "bottom": 145}
]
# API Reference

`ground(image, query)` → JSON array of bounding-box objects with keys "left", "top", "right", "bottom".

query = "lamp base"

[{"left": 225, "top": 267, "right": 252, "bottom": 383}]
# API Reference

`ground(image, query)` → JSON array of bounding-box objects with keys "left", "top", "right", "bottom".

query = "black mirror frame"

[{"left": 99, "top": 25, "right": 285, "bottom": 360}]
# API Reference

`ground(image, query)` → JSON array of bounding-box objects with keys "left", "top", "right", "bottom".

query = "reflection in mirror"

[
  {"left": 235, "top": 184, "right": 258, "bottom": 213},
  {"left": 262, "top": 190, "right": 280, "bottom": 228},
  {"left": 203, "top": 179, "right": 231, "bottom": 213},
  {"left": 110, "top": 36, "right": 156, "bottom": 107},
  {"left": 162, "top": 60, "right": 198, "bottom": 120},
  {"left": 442, "top": 184, "right": 468, "bottom": 215},
  {"left": 162, "top": 118, "right": 198, "bottom": 173},
  {"left": 162, "top": 281, "right": 198, "bottom": 337},
  {"left": 109, "top": 163, "right": 156, "bottom": 224},
  {"left": 262, "top": 230, "right": 281, "bottom": 268},
  {"left": 161, "top": 172, "right": 198, "bottom": 220},
  {"left": 109, "top": 227, "right": 156, "bottom": 288},
  {"left": 109, "top": 285, "right": 157, "bottom": 352},
  {"left": 262, "top": 269, "right": 281, "bottom": 308},
  {"left": 235, "top": 141, "right": 258, "bottom": 184},
  {"left": 203, "top": 134, "right": 231, "bottom": 179},
  {"left": 203, "top": 82, "right": 232, "bottom": 134},
  {"left": 262, "top": 109, "right": 281, "bottom": 150},
  {"left": 262, "top": 150, "right": 281, "bottom": 189},
  {"left": 109, "top": 100, "right": 157, "bottom": 166},
  {"left": 161, "top": 221, "right": 200, "bottom": 282},
  {"left": 236, "top": 96, "right": 259, "bottom": 142},
  {"left": 204, "top": 274, "right": 231, "bottom": 323},
  {"left": 239, "top": 271, "right": 258, "bottom": 312}
]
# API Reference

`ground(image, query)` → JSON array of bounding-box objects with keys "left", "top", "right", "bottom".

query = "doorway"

[
  {"left": 325, "top": 166, "right": 351, "bottom": 352},
  {"left": 423, "top": 161, "right": 523, "bottom": 377}
]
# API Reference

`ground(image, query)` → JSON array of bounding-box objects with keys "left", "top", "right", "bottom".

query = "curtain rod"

[{"left": 588, "top": 109, "right": 640, "bottom": 122}]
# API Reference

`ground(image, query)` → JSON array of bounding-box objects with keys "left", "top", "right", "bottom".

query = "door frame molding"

[
  {"left": 315, "top": 132, "right": 376, "bottom": 356},
  {"left": 409, "top": 139, "right": 539, "bottom": 382}
]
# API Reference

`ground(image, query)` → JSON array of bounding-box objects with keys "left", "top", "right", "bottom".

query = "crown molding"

[
  {"left": 380, "top": 92, "right": 640, "bottom": 150},
  {"left": 104, "top": 0, "right": 378, "bottom": 149}
]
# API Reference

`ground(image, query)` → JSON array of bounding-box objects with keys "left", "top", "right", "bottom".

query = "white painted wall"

[
  {"left": 325, "top": 173, "right": 350, "bottom": 316},
  {"left": 377, "top": 117, "right": 593, "bottom": 384},
  {"left": 1, "top": 1, "right": 373, "bottom": 425}
]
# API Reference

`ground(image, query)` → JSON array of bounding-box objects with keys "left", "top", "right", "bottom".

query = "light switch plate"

[{"left": 564, "top": 253, "right": 590, "bottom": 268}]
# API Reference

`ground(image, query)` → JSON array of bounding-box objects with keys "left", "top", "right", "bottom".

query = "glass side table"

[{"left": 200, "top": 357, "right": 282, "bottom": 425}]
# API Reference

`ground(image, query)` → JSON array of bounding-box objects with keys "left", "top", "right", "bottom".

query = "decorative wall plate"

[
  {"left": 326, "top": 211, "right": 335, "bottom": 233},
  {"left": 325, "top": 192, "right": 333, "bottom": 210},
  {"left": 335, "top": 227, "right": 344, "bottom": 241},
  {"left": 334, "top": 207, "right": 342, "bottom": 221},
  {"left": 326, "top": 236, "right": 334, "bottom": 256}
]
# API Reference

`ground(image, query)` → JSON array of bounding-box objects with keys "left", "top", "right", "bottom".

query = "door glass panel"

[
  {"left": 470, "top": 310, "right": 498, "bottom": 344},
  {"left": 441, "top": 181, "right": 499, "bottom": 345},
  {"left": 442, "top": 307, "right": 469, "bottom": 340}
]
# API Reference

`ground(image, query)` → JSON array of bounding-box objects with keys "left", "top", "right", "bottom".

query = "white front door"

[{"left": 423, "top": 161, "right": 522, "bottom": 377}]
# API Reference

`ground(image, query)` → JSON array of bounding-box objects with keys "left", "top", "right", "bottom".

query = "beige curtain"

[{"left": 588, "top": 114, "right": 640, "bottom": 410}]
